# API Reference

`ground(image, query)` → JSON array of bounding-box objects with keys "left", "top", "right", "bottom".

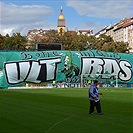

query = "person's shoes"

[
  {"left": 89, "top": 112, "right": 94, "bottom": 115},
  {"left": 98, "top": 112, "right": 103, "bottom": 115}
]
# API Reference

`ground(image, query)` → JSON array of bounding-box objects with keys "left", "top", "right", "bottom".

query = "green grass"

[{"left": 0, "top": 88, "right": 132, "bottom": 133}]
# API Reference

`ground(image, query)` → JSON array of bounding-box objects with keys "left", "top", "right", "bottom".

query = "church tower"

[{"left": 57, "top": 6, "right": 66, "bottom": 35}]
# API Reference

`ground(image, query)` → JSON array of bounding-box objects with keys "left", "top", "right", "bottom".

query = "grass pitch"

[{"left": 0, "top": 88, "right": 132, "bottom": 133}]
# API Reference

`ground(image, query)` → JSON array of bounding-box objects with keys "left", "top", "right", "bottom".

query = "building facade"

[{"left": 95, "top": 17, "right": 133, "bottom": 52}]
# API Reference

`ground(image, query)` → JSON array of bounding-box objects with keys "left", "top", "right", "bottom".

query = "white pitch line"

[{"left": 45, "top": 114, "right": 75, "bottom": 133}]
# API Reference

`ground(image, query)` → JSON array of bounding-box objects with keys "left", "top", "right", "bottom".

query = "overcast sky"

[{"left": 0, "top": 0, "right": 132, "bottom": 36}]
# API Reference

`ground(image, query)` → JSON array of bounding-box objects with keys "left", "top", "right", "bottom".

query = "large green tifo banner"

[{"left": 0, "top": 50, "right": 133, "bottom": 88}]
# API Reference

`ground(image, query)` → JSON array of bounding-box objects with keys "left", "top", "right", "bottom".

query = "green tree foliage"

[
  {"left": 0, "top": 33, "right": 27, "bottom": 50},
  {"left": 27, "top": 30, "right": 130, "bottom": 53},
  {"left": 91, "top": 34, "right": 130, "bottom": 53},
  {"left": 29, "top": 30, "right": 60, "bottom": 50},
  {"left": 0, "top": 31, "right": 129, "bottom": 53},
  {"left": 31, "top": 30, "right": 60, "bottom": 43},
  {"left": 58, "top": 32, "right": 73, "bottom": 50},
  {"left": 0, "top": 34, "right": 4, "bottom": 49},
  {"left": 59, "top": 32, "right": 92, "bottom": 50},
  {"left": 91, "top": 34, "right": 114, "bottom": 50},
  {"left": 44, "top": 30, "right": 60, "bottom": 43},
  {"left": 113, "top": 41, "right": 130, "bottom": 53}
]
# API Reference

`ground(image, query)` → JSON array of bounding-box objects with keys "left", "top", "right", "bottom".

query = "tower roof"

[
  {"left": 59, "top": 14, "right": 64, "bottom": 19},
  {"left": 58, "top": 6, "right": 65, "bottom": 20},
  {"left": 58, "top": 6, "right": 66, "bottom": 27}
]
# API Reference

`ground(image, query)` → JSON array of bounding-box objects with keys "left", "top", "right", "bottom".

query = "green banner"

[{"left": 0, "top": 50, "right": 132, "bottom": 88}]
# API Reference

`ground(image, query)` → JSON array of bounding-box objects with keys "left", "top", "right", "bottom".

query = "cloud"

[
  {"left": 70, "top": 21, "right": 105, "bottom": 34},
  {"left": 66, "top": 0, "right": 132, "bottom": 18},
  {"left": 0, "top": 2, "right": 55, "bottom": 35},
  {"left": 1, "top": 0, "right": 132, "bottom": 36}
]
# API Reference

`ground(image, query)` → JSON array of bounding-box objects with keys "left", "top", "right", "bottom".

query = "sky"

[{"left": 0, "top": 0, "right": 132, "bottom": 36}]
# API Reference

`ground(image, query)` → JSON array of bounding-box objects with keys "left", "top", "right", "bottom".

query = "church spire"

[
  {"left": 60, "top": 6, "right": 63, "bottom": 13},
  {"left": 57, "top": 6, "right": 66, "bottom": 35}
]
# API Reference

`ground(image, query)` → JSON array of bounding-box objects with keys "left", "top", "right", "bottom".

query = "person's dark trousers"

[
  {"left": 89, "top": 100, "right": 101, "bottom": 114},
  {"left": 89, "top": 100, "right": 95, "bottom": 114},
  {"left": 95, "top": 100, "right": 101, "bottom": 113}
]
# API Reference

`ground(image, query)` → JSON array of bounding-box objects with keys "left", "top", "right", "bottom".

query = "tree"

[
  {"left": 91, "top": 34, "right": 130, "bottom": 53},
  {"left": 11, "top": 33, "right": 27, "bottom": 50},
  {"left": 113, "top": 41, "right": 130, "bottom": 53},
  {"left": 91, "top": 34, "right": 113, "bottom": 50},
  {"left": 44, "top": 30, "right": 60, "bottom": 43},
  {"left": 29, "top": 30, "right": 61, "bottom": 50},
  {"left": 0, "top": 34, "right": 4, "bottom": 49},
  {"left": 2, "top": 34, "right": 12, "bottom": 50},
  {"left": 58, "top": 32, "right": 73, "bottom": 50},
  {"left": 27, "top": 31, "right": 130, "bottom": 53},
  {"left": 59, "top": 32, "right": 92, "bottom": 50},
  {"left": 1, "top": 33, "right": 28, "bottom": 50}
]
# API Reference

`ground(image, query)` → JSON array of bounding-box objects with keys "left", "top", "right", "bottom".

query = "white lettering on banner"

[
  {"left": 4, "top": 57, "right": 132, "bottom": 84},
  {"left": 119, "top": 60, "right": 132, "bottom": 81},
  {"left": 5, "top": 58, "right": 61, "bottom": 84},
  {"left": 102, "top": 84, "right": 127, "bottom": 88},
  {"left": 25, "top": 61, "right": 41, "bottom": 83},
  {"left": 5, "top": 62, "right": 31, "bottom": 84},
  {"left": 39, "top": 59, "right": 60, "bottom": 81},
  {"left": 102, "top": 59, "right": 120, "bottom": 78},
  {"left": 81, "top": 57, "right": 132, "bottom": 81},
  {"left": 81, "top": 58, "right": 104, "bottom": 75}
]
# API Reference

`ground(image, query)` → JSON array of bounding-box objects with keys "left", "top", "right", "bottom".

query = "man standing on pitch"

[{"left": 88, "top": 80, "right": 103, "bottom": 115}]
